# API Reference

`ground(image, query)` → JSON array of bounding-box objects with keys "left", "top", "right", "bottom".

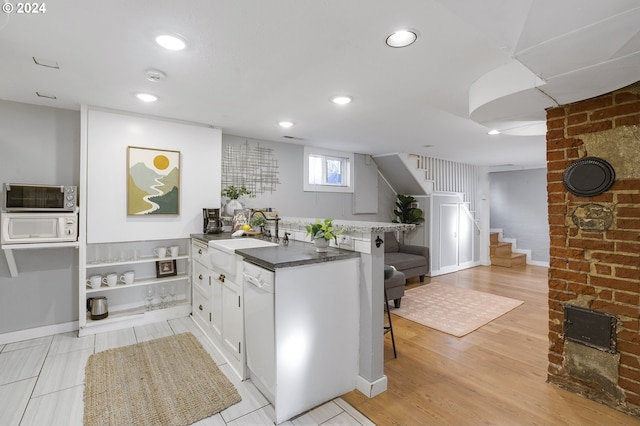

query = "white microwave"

[{"left": 0, "top": 212, "right": 78, "bottom": 244}]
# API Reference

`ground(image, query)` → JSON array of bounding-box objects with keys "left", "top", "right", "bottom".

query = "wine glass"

[
  {"left": 145, "top": 287, "right": 154, "bottom": 311},
  {"left": 159, "top": 286, "right": 168, "bottom": 309},
  {"left": 168, "top": 285, "right": 177, "bottom": 306}
]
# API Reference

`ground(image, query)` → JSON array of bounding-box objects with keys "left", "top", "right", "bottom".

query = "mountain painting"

[{"left": 127, "top": 146, "right": 180, "bottom": 215}]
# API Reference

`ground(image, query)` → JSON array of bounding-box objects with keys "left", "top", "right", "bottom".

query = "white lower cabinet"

[
  {"left": 79, "top": 238, "right": 191, "bottom": 336},
  {"left": 191, "top": 239, "right": 245, "bottom": 379},
  {"left": 222, "top": 279, "right": 242, "bottom": 361}
]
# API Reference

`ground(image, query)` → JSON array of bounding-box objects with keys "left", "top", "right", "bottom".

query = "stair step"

[
  {"left": 491, "top": 253, "right": 527, "bottom": 268},
  {"left": 490, "top": 232, "right": 500, "bottom": 244},
  {"left": 489, "top": 242, "right": 512, "bottom": 256}
]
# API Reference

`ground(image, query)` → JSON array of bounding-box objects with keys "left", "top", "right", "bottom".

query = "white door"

[
  {"left": 439, "top": 204, "right": 459, "bottom": 273},
  {"left": 458, "top": 204, "right": 474, "bottom": 266}
]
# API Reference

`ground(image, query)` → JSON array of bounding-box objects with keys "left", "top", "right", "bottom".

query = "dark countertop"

[
  {"left": 191, "top": 233, "right": 359, "bottom": 271},
  {"left": 237, "top": 241, "right": 360, "bottom": 271}
]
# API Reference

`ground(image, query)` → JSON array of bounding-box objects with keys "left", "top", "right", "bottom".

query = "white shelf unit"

[
  {"left": 79, "top": 238, "right": 192, "bottom": 336},
  {"left": 2, "top": 241, "right": 80, "bottom": 278}
]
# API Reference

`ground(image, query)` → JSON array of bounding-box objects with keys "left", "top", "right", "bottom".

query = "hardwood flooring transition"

[{"left": 342, "top": 264, "right": 640, "bottom": 426}]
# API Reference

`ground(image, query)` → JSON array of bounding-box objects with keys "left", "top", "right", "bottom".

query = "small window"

[{"left": 304, "top": 147, "right": 354, "bottom": 193}]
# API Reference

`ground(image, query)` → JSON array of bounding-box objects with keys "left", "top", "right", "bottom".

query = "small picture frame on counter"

[{"left": 156, "top": 259, "right": 177, "bottom": 278}]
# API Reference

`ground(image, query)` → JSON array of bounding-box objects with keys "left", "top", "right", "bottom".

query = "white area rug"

[{"left": 393, "top": 282, "right": 524, "bottom": 337}]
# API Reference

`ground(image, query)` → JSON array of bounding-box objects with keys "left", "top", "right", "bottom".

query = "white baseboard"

[
  {"left": 0, "top": 321, "right": 78, "bottom": 345},
  {"left": 356, "top": 375, "right": 387, "bottom": 398}
]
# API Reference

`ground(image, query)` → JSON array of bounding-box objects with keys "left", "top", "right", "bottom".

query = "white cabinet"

[
  {"left": 222, "top": 279, "right": 242, "bottom": 360},
  {"left": 190, "top": 238, "right": 246, "bottom": 379},
  {"left": 78, "top": 238, "right": 191, "bottom": 336},
  {"left": 405, "top": 194, "right": 479, "bottom": 276},
  {"left": 192, "top": 259, "right": 211, "bottom": 328}
]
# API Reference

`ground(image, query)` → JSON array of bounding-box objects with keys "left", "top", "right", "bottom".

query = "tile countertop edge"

[{"left": 279, "top": 217, "right": 415, "bottom": 233}]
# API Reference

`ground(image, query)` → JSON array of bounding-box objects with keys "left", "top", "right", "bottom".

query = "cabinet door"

[
  {"left": 222, "top": 280, "right": 243, "bottom": 361},
  {"left": 438, "top": 203, "right": 459, "bottom": 274},
  {"left": 211, "top": 273, "right": 223, "bottom": 341}
]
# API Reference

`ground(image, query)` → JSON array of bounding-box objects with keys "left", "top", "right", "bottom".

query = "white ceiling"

[{"left": 1, "top": 0, "right": 639, "bottom": 169}]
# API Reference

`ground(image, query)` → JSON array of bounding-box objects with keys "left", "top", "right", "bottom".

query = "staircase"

[{"left": 490, "top": 232, "right": 526, "bottom": 267}]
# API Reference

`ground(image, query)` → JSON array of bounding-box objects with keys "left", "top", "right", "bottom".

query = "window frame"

[{"left": 303, "top": 146, "right": 354, "bottom": 193}]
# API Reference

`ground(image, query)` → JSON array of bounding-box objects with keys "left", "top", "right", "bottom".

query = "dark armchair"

[{"left": 383, "top": 232, "right": 429, "bottom": 283}]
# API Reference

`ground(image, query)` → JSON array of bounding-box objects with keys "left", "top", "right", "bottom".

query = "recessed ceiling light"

[
  {"left": 136, "top": 93, "right": 158, "bottom": 102},
  {"left": 278, "top": 121, "right": 294, "bottom": 128},
  {"left": 155, "top": 34, "right": 187, "bottom": 51},
  {"left": 386, "top": 30, "right": 418, "bottom": 48},
  {"left": 332, "top": 96, "right": 352, "bottom": 105},
  {"left": 488, "top": 129, "right": 501, "bottom": 135}
]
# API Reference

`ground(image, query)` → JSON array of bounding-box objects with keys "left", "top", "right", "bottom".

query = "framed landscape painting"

[{"left": 127, "top": 146, "right": 180, "bottom": 215}]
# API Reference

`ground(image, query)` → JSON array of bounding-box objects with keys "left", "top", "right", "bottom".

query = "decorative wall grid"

[{"left": 221, "top": 141, "right": 280, "bottom": 195}]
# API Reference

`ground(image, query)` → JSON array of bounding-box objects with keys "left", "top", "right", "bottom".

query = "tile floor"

[{"left": 0, "top": 317, "right": 376, "bottom": 426}]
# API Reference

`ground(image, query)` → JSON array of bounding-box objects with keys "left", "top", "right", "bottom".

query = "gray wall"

[
  {"left": 223, "top": 135, "right": 397, "bottom": 222},
  {"left": 489, "top": 168, "right": 549, "bottom": 263},
  {"left": 0, "top": 107, "right": 397, "bottom": 335},
  {"left": 0, "top": 100, "right": 80, "bottom": 333}
]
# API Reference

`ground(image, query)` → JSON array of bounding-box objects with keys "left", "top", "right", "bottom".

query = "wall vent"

[{"left": 564, "top": 305, "right": 616, "bottom": 353}]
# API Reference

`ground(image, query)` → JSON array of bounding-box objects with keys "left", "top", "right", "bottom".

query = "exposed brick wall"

[{"left": 547, "top": 81, "right": 640, "bottom": 416}]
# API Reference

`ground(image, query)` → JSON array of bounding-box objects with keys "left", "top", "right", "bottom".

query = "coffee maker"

[{"left": 203, "top": 208, "right": 222, "bottom": 234}]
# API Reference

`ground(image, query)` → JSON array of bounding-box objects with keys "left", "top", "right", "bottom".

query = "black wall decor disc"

[{"left": 563, "top": 157, "right": 615, "bottom": 197}]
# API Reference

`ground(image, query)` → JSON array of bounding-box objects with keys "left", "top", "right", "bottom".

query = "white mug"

[
  {"left": 87, "top": 275, "right": 101, "bottom": 289},
  {"left": 153, "top": 247, "right": 167, "bottom": 258},
  {"left": 168, "top": 245, "right": 179, "bottom": 257},
  {"left": 119, "top": 271, "right": 135, "bottom": 285},
  {"left": 102, "top": 273, "right": 117, "bottom": 287}
]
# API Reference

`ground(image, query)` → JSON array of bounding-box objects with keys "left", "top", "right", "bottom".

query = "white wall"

[
  {"left": 489, "top": 168, "right": 550, "bottom": 263},
  {"left": 0, "top": 100, "right": 80, "bottom": 333},
  {"left": 85, "top": 109, "right": 221, "bottom": 243},
  {"left": 222, "top": 135, "right": 397, "bottom": 221}
]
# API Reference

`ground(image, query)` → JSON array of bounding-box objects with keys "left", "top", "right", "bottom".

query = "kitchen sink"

[{"left": 208, "top": 237, "right": 278, "bottom": 253}]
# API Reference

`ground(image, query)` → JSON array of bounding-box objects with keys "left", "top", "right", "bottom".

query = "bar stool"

[{"left": 384, "top": 265, "right": 404, "bottom": 358}]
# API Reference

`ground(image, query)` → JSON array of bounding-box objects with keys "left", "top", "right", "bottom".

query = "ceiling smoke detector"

[{"left": 145, "top": 69, "right": 167, "bottom": 82}]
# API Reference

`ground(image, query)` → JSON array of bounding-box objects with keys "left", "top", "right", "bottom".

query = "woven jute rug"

[
  {"left": 393, "top": 282, "right": 523, "bottom": 337},
  {"left": 84, "top": 332, "right": 241, "bottom": 426}
]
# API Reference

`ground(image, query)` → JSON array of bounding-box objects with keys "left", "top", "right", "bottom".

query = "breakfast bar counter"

[{"left": 191, "top": 233, "right": 360, "bottom": 270}]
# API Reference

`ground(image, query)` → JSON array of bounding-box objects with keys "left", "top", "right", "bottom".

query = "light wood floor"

[{"left": 343, "top": 264, "right": 640, "bottom": 426}]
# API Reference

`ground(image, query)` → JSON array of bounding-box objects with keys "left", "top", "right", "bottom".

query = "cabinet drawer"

[
  {"left": 192, "top": 241, "right": 209, "bottom": 266},
  {"left": 193, "top": 285, "right": 210, "bottom": 325},
  {"left": 193, "top": 261, "right": 210, "bottom": 295}
]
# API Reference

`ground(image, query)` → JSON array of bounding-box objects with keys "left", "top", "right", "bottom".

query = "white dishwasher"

[
  {"left": 243, "top": 257, "right": 360, "bottom": 424},
  {"left": 242, "top": 260, "right": 276, "bottom": 404}
]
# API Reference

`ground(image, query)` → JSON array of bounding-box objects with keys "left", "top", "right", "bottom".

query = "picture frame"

[
  {"left": 156, "top": 259, "right": 177, "bottom": 278},
  {"left": 232, "top": 208, "right": 251, "bottom": 231},
  {"left": 127, "top": 146, "right": 181, "bottom": 216}
]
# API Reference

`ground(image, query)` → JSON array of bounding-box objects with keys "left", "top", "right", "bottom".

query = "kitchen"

[{"left": 0, "top": 100, "right": 408, "bottom": 424}]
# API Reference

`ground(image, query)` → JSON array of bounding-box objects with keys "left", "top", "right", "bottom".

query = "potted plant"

[
  {"left": 221, "top": 185, "right": 252, "bottom": 215},
  {"left": 392, "top": 194, "right": 424, "bottom": 243},
  {"left": 305, "top": 218, "right": 344, "bottom": 252},
  {"left": 250, "top": 214, "right": 267, "bottom": 232}
]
